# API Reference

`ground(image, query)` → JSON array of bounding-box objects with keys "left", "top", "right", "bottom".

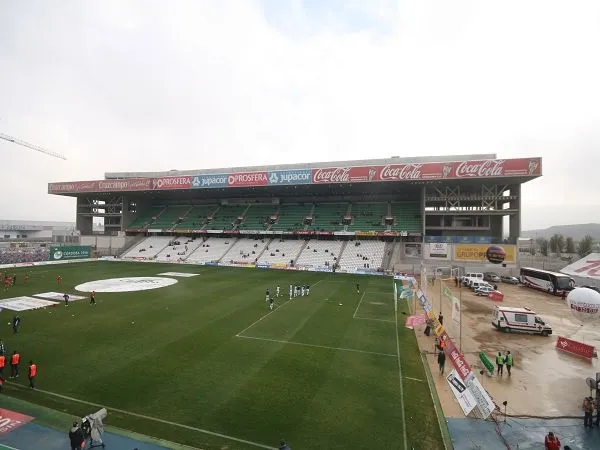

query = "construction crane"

[{"left": 0, "top": 132, "right": 67, "bottom": 160}]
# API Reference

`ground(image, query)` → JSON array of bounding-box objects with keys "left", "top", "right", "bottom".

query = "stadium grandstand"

[{"left": 46, "top": 154, "right": 542, "bottom": 273}]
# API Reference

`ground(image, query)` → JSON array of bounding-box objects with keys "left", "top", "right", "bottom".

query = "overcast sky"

[{"left": 1, "top": 0, "right": 599, "bottom": 230}]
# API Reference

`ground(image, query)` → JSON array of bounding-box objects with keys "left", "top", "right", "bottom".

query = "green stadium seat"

[
  {"left": 390, "top": 202, "right": 422, "bottom": 232},
  {"left": 238, "top": 205, "right": 278, "bottom": 230},
  {"left": 346, "top": 203, "right": 388, "bottom": 232},
  {"left": 176, "top": 205, "right": 219, "bottom": 230},
  {"left": 270, "top": 204, "right": 313, "bottom": 232},
  {"left": 306, "top": 203, "right": 347, "bottom": 232},
  {"left": 207, "top": 205, "right": 248, "bottom": 230},
  {"left": 128, "top": 206, "right": 164, "bottom": 229}
]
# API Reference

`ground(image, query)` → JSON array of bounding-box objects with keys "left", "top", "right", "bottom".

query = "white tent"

[{"left": 560, "top": 253, "right": 600, "bottom": 281}]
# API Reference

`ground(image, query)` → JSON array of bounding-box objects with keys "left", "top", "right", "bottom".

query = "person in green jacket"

[
  {"left": 505, "top": 351, "right": 513, "bottom": 376},
  {"left": 496, "top": 352, "right": 504, "bottom": 376}
]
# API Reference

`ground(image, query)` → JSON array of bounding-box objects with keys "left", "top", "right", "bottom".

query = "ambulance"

[{"left": 491, "top": 306, "right": 552, "bottom": 336}]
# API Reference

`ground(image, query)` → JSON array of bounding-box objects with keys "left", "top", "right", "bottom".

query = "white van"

[
  {"left": 462, "top": 273, "right": 484, "bottom": 287},
  {"left": 472, "top": 281, "right": 492, "bottom": 292},
  {"left": 491, "top": 306, "right": 552, "bottom": 336}
]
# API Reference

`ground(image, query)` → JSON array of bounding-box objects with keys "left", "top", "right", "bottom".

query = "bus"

[{"left": 520, "top": 267, "right": 575, "bottom": 296}]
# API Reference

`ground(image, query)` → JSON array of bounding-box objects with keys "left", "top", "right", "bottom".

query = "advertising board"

[
  {"left": 151, "top": 176, "right": 192, "bottom": 190},
  {"left": 454, "top": 244, "right": 516, "bottom": 264},
  {"left": 268, "top": 169, "right": 312, "bottom": 185},
  {"left": 426, "top": 243, "right": 449, "bottom": 259},
  {"left": 227, "top": 172, "right": 269, "bottom": 187},
  {"left": 556, "top": 336, "right": 595, "bottom": 360},
  {"left": 49, "top": 246, "right": 92, "bottom": 261},
  {"left": 192, "top": 174, "right": 228, "bottom": 188}
]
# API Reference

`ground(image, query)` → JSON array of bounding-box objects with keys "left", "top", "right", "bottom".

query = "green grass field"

[{"left": 0, "top": 262, "right": 444, "bottom": 450}]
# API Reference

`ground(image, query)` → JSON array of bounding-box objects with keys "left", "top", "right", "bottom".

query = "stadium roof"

[{"left": 105, "top": 154, "right": 497, "bottom": 179}]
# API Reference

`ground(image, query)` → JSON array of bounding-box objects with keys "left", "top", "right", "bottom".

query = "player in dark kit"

[
  {"left": 265, "top": 288, "right": 270, "bottom": 303},
  {"left": 63, "top": 293, "right": 70, "bottom": 306},
  {"left": 356, "top": 283, "right": 360, "bottom": 294},
  {"left": 12, "top": 315, "right": 21, "bottom": 334}
]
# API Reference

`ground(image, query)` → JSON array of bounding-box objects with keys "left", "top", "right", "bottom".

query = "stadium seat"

[
  {"left": 238, "top": 205, "right": 278, "bottom": 230},
  {"left": 175, "top": 205, "right": 219, "bottom": 230},
  {"left": 391, "top": 202, "right": 422, "bottom": 232},
  {"left": 220, "top": 237, "right": 270, "bottom": 263},
  {"left": 186, "top": 237, "right": 237, "bottom": 263},
  {"left": 154, "top": 237, "right": 204, "bottom": 262},
  {"left": 307, "top": 203, "right": 347, "bottom": 231},
  {"left": 270, "top": 204, "right": 313, "bottom": 231},
  {"left": 338, "top": 240, "right": 386, "bottom": 272},
  {"left": 121, "top": 236, "right": 172, "bottom": 259},
  {"left": 207, "top": 205, "right": 249, "bottom": 230},
  {"left": 295, "top": 239, "right": 343, "bottom": 268},
  {"left": 347, "top": 203, "right": 388, "bottom": 232},
  {"left": 151, "top": 206, "right": 192, "bottom": 230},
  {"left": 256, "top": 239, "right": 305, "bottom": 265},
  {"left": 128, "top": 206, "right": 165, "bottom": 229}
]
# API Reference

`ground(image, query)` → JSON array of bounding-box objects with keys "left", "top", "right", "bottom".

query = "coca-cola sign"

[
  {"left": 312, "top": 166, "right": 376, "bottom": 184},
  {"left": 454, "top": 160, "right": 507, "bottom": 178},
  {"left": 379, "top": 164, "right": 424, "bottom": 181}
]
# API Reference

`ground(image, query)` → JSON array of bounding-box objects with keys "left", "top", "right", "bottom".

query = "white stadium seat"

[
  {"left": 155, "top": 237, "right": 204, "bottom": 262},
  {"left": 121, "top": 236, "right": 172, "bottom": 259},
  {"left": 338, "top": 240, "right": 386, "bottom": 271},
  {"left": 186, "top": 237, "right": 236, "bottom": 263},
  {"left": 295, "top": 240, "right": 343, "bottom": 269},
  {"left": 256, "top": 239, "right": 304, "bottom": 265},
  {"left": 221, "top": 238, "right": 270, "bottom": 264}
]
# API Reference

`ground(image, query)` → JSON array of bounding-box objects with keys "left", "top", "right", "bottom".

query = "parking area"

[{"left": 415, "top": 279, "right": 600, "bottom": 418}]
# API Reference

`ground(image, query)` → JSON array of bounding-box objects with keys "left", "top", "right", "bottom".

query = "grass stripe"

[{"left": 395, "top": 300, "right": 409, "bottom": 450}]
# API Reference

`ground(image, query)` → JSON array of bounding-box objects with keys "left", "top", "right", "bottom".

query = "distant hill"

[{"left": 521, "top": 223, "right": 600, "bottom": 241}]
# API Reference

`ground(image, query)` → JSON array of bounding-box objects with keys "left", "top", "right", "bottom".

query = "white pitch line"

[
  {"left": 6, "top": 382, "right": 274, "bottom": 450},
  {"left": 353, "top": 316, "right": 395, "bottom": 323},
  {"left": 352, "top": 291, "right": 366, "bottom": 319},
  {"left": 405, "top": 376, "right": 424, "bottom": 382},
  {"left": 395, "top": 297, "right": 409, "bottom": 450},
  {"left": 0, "top": 444, "right": 20, "bottom": 450},
  {"left": 236, "top": 300, "right": 292, "bottom": 337},
  {"left": 236, "top": 334, "right": 397, "bottom": 358},
  {"left": 235, "top": 279, "right": 324, "bottom": 337}
]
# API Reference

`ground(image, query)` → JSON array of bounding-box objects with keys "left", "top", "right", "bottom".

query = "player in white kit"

[
  {"left": 301, "top": 285, "right": 305, "bottom": 296},
  {"left": 289, "top": 284, "right": 293, "bottom": 299},
  {"left": 276, "top": 285, "right": 280, "bottom": 297}
]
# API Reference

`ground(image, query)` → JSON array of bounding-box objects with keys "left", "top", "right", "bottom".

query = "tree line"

[{"left": 531, "top": 234, "right": 595, "bottom": 257}]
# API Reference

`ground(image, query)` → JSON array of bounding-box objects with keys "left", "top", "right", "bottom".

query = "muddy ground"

[{"left": 411, "top": 279, "right": 600, "bottom": 418}]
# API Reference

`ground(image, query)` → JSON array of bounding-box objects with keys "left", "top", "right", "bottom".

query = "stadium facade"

[{"left": 47, "top": 154, "right": 541, "bottom": 270}]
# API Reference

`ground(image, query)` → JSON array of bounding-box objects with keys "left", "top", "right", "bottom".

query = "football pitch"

[{"left": 0, "top": 262, "right": 444, "bottom": 450}]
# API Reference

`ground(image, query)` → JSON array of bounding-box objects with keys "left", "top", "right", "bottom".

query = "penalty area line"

[
  {"left": 352, "top": 292, "right": 366, "bottom": 319},
  {"left": 7, "top": 383, "right": 274, "bottom": 450},
  {"left": 236, "top": 334, "right": 396, "bottom": 358},
  {"left": 236, "top": 300, "right": 292, "bottom": 337}
]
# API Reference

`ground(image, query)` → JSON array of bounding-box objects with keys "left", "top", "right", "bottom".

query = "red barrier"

[
  {"left": 488, "top": 291, "right": 504, "bottom": 302},
  {"left": 556, "top": 336, "right": 595, "bottom": 360}
]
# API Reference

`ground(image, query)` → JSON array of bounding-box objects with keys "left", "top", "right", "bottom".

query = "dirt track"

[{"left": 412, "top": 280, "right": 600, "bottom": 418}]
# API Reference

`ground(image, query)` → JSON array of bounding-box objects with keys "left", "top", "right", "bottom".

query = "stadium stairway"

[{"left": 166, "top": 206, "right": 195, "bottom": 231}]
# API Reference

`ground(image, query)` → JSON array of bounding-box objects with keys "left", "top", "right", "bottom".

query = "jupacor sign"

[
  {"left": 49, "top": 246, "right": 92, "bottom": 261},
  {"left": 75, "top": 276, "right": 178, "bottom": 293}
]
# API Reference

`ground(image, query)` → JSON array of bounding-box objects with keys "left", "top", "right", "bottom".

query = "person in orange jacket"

[
  {"left": 28, "top": 361, "right": 36, "bottom": 390},
  {"left": 0, "top": 353, "right": 5, "bottom": 377},
  {"left": 10, "top": 351, "right": 20, "bottom": 378},
  {"left": 544, "top": 431, "right": 560, "bottom": 450}
]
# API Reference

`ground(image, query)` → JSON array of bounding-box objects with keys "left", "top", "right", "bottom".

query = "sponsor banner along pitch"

[
  {"left": 49, "top": 157, "right": 541, "bottom": 193},
  {"left": 0, "top": 409, "right": 34, "bottom": 436}
]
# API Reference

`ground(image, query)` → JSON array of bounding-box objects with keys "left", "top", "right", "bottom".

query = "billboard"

[
  {"left": 191, "top": 174, "right": 228, "bottom": 189},
  {"left": 48, "top": 178, "right": 153, "bottom": 194},
  {"left": 49, "top": 246, "right": 92, "bottom": 261},
  {"left": 151, "top": 176, "right": 192, "bottom": 190},
  {"left": 227, "top": 172, "right": 268, "bottom": 187},
  {"left": 49, "top": 157, "right": 542, "bottom": 194},
  {"left": 268, "top": 169, "right": 312, "bottom": 185},
  {"left": 454, "top": 244, "right": 516, "bottom": 264},
  {"left": 425, "top": 243, "right": 450, "bottom": 259}
]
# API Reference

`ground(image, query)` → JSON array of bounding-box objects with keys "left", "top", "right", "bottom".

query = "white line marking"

[
  {"left": 236, "top": 279, "right": 324, "bottom": 337},
  {"left": 236, "top": 300, "right": 292, "bottom": 337},
  {"left": 7, "top": 382, "right": 274, "bottom": 449},
  {"left": 395, "top": 297, "right": 409, "bottom": 450},
  {"left": 352, "top": 292, "right": 366, "bottom": 319},
  {"left": 405, "top": 376, "right": 424, "bottom": 382},
  {"left": 353, "top": 316, "right": 395, "bottom": 323},
  {"left": 236, "top": 334, "right": 397, "bottom": 358},
  {"left": 0, "top": 444, "right": 20, "bottom": 450}
]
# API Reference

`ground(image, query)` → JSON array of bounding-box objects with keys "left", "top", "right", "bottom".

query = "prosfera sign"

[{"left": 49, "top": 246, "right": 92, "bottom": 261}]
